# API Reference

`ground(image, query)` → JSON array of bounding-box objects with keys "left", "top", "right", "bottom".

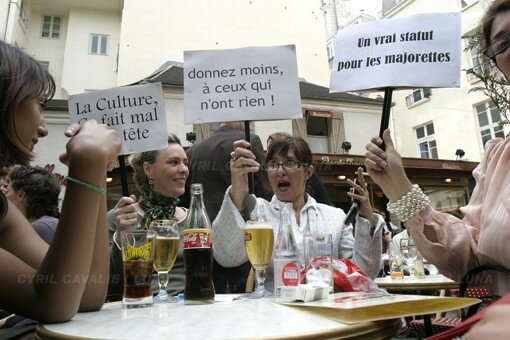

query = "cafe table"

[
  {"left": 375, "top": 275, "right": 459, "bottom": 293},
  {"left": 375, "top": 275, "right": 461, "bottom": 321},
  {"left": 36, "top": 295, "right": 401, "bottom": 339}
]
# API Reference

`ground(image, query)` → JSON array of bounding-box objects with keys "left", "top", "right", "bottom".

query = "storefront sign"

[
  {"left": 319, "top": 155, "right": 364, "bottom": 166},
  {"left": 442, "top": 163, "right": 461, "bottom": 170},
  {"left": 309, "top": 110, "right": 333, "bottom": 118}
]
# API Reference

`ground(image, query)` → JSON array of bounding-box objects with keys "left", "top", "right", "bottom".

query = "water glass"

[{"left": 303, "top": 234, "right": 333, "bottom": 291}]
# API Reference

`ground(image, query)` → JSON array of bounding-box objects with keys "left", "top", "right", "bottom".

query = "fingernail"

[{"left": 381, "top": 160, "right": 388, "bottom": 166}]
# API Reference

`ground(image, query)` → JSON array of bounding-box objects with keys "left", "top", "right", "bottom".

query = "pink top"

[{"left": 406, "top": 137, "right": 510, "bottom": 295}]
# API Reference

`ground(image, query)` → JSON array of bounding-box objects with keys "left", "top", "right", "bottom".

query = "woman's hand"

[
  {"left": 113, "top": 195, "right": 138, "bottom": 244},
  {"left": 347, "top": 167, "right": 374, "bottom": 225},
  {"left": 365, "top": 129, "right": 412, "bottom": 201},
  {"left": 383, "top": 231, "right": 393, "bottom": 246},
  {"left": 59, "top": 123, "right": 81, "bottom": 166},
  {"left": 229, "top": 140, "right": 260, "bottom": 210},
  {"left": 61, "top": 120, "right": 121, "bottom": 171}
]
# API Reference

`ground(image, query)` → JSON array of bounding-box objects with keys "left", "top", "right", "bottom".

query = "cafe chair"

[
  {"left": 0, "top": 325, "right": 36, "bottom": 340},
  {"left": 408, "top": 264, "right": 510, "bottom": 338}
]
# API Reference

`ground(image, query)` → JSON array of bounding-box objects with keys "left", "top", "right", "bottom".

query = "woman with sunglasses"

[
  {"left": 212, "top": 136, "right": 383, "bottom": 289},
  {"left": 365, "top": 0, "right": 510, "bottom": 308}
]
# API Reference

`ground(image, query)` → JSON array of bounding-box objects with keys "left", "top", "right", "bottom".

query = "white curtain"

[
  {"left": 193, "top": 123, "right": 212, "bottom": 142},
  {"left": 292, "top": 118, "right": 308, "bottom": 142},
  {"left": 330, "top": 112, "right": 344, "bottom": 154}
]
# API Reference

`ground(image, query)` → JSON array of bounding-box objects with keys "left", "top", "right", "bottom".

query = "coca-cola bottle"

[
  {"left": 273, "top": 204, "right": 300, "bottom": 301},
  {"left": 183, "top": 183, "right": 215, "bottom": 304}
]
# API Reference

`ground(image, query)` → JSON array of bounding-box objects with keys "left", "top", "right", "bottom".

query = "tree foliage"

[{"left": 463, "top": 33, "right": 510, "bottom": 132}]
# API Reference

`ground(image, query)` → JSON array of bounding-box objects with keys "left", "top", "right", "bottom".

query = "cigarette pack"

[{"left": 275, "top": 284, "right": 329, "bottom": 302}]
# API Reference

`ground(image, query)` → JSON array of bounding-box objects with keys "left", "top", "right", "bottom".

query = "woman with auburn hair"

[{"left": 0, "top": 40, "right": 121, "bottom": 324}]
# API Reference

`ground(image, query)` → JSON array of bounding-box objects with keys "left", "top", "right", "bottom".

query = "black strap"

[{"left": 0, "top": 191, "right": 7, "bottom": 222}]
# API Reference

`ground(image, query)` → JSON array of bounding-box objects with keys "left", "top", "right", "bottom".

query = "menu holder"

[{"left": 281, "top": 292, "right": 479, "bottom": 324}]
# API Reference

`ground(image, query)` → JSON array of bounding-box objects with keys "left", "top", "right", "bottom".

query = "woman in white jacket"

[{"left": 212, "top": 136, "right": 383, "bottom": 290}]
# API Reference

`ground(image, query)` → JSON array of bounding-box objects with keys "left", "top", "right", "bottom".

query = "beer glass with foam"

[
  {"left": 242, "top": 212, "right": 274, "bottom": 299},
  {"left": 150, "top": 219, "right": 180, "bottom": 303}
]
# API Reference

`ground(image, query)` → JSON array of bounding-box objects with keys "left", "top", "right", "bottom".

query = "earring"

[{"left": 148, "top": 179, "right": 154, "bottom": 188}]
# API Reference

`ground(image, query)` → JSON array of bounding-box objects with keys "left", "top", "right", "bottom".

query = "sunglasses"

[{"left": 484, "top": 34, "right": 510, "bottom": 60}]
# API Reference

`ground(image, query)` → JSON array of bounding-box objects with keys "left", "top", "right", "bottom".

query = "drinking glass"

[
  {"left": 150, "top": 219, "right": 180, "bottom": 303},
  {"left": 389, "top": 252, "right": 404, "bottom": 279},
  {"left": 241, "top": 219, "right": 274, "bottom": 299},
  {"left": 400, "top": 237, "right": 418, "bottom": 276},
  {"left": 120, "top": 229, "right": 157, "bottom": 308},
  {"left": 303, "top": 234, "right": 334, "bottom": 291}
]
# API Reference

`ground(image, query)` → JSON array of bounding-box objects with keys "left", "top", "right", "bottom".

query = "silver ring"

[{"left": 230, "top": 151, "right": 239, "bottom": 161}]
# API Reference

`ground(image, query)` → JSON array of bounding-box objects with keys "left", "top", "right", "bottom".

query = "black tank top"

[{"left": 0, "top": 191, "right": 7, "bottom": 222}]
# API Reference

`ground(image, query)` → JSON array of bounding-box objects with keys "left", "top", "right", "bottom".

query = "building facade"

[
  {"left": 2, "top": 0, "right": 481, "bottom": 217},
  {"left": 380, "top": 0, "right": 507, "bottom": 164},
  {"left": 321, "top": 0, "right": 492, "bottom": 219}
]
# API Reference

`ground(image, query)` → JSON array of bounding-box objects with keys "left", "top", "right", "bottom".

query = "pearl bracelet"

[{"left": 387, "top": 185, "right": 430, "bottom": 222}]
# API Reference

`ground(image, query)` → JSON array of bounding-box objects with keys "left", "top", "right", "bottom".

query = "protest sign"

[
  {"left": 184, "top": 45, "right": 302, "bottom": 124},
  {"left": 68, "top": 83, "right": 168, "bottom": 155},
  {"left": 330, "top": 12, "right": 461, "bottom": 92}
]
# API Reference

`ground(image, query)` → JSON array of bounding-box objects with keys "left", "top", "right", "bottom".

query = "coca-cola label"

[
  {"left": 281, "top": 262, "right": 299, "bottom": 286},
  {"left": 183, "top": 229, "right": 211, "bottom": 249}
]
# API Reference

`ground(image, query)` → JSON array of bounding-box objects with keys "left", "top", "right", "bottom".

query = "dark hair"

[
  {"left": 0, "top": 41, "right": 56, "bottom": 167},
  {"left": 266, "top": 136, "right": 313, "bottom": 166},
  {"left": 130, "top": 133, "right": 182, "bottom": 193},
  {"left": 265, "top": 136, "right": 313, "bottom": 197},
  {"left": 267, "top": 131, "right": 291, "bottom": 146},
  {"left": 480, "top": 0, "right": 510, "bottom": 52},
  {"left": 8, "top": 165, "right": 61, "bottom": 219}
]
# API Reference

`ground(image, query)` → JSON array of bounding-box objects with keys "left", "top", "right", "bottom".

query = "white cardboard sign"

[
  {"left": 184, "top": 45, "right": 302, "bottom": 124},
  {"left": 68, "top": 83, "right": 168, "bottom": 155},
  {"left": 330, "top": 12, "right": 461, "bottom": 92}
]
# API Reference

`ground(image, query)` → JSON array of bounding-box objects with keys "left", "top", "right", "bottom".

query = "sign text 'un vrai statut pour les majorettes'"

[
  {"left": 68, "top": 82, "right": 168, "bottom": 155},
  {"left": 183, "top": 45, "right": 302, "bottom": 124},
  {"left": 329, "top": 12, "right": 461, "bottom": 93}
]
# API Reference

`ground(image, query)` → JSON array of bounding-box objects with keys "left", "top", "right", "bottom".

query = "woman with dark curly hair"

[{"left": 6, "top": 166, "right": 61, "bottom": 244}]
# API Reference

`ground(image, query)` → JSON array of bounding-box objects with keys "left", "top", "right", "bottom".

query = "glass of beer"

[
  {"left": 120, "top": 229, "right": 156, "bottom": 308},
  {"left": 150, "top": 219, "right": 180, "bottom": 303},
  {"left": 242, "top": 219, "right": 274, "bottom": 299}
]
